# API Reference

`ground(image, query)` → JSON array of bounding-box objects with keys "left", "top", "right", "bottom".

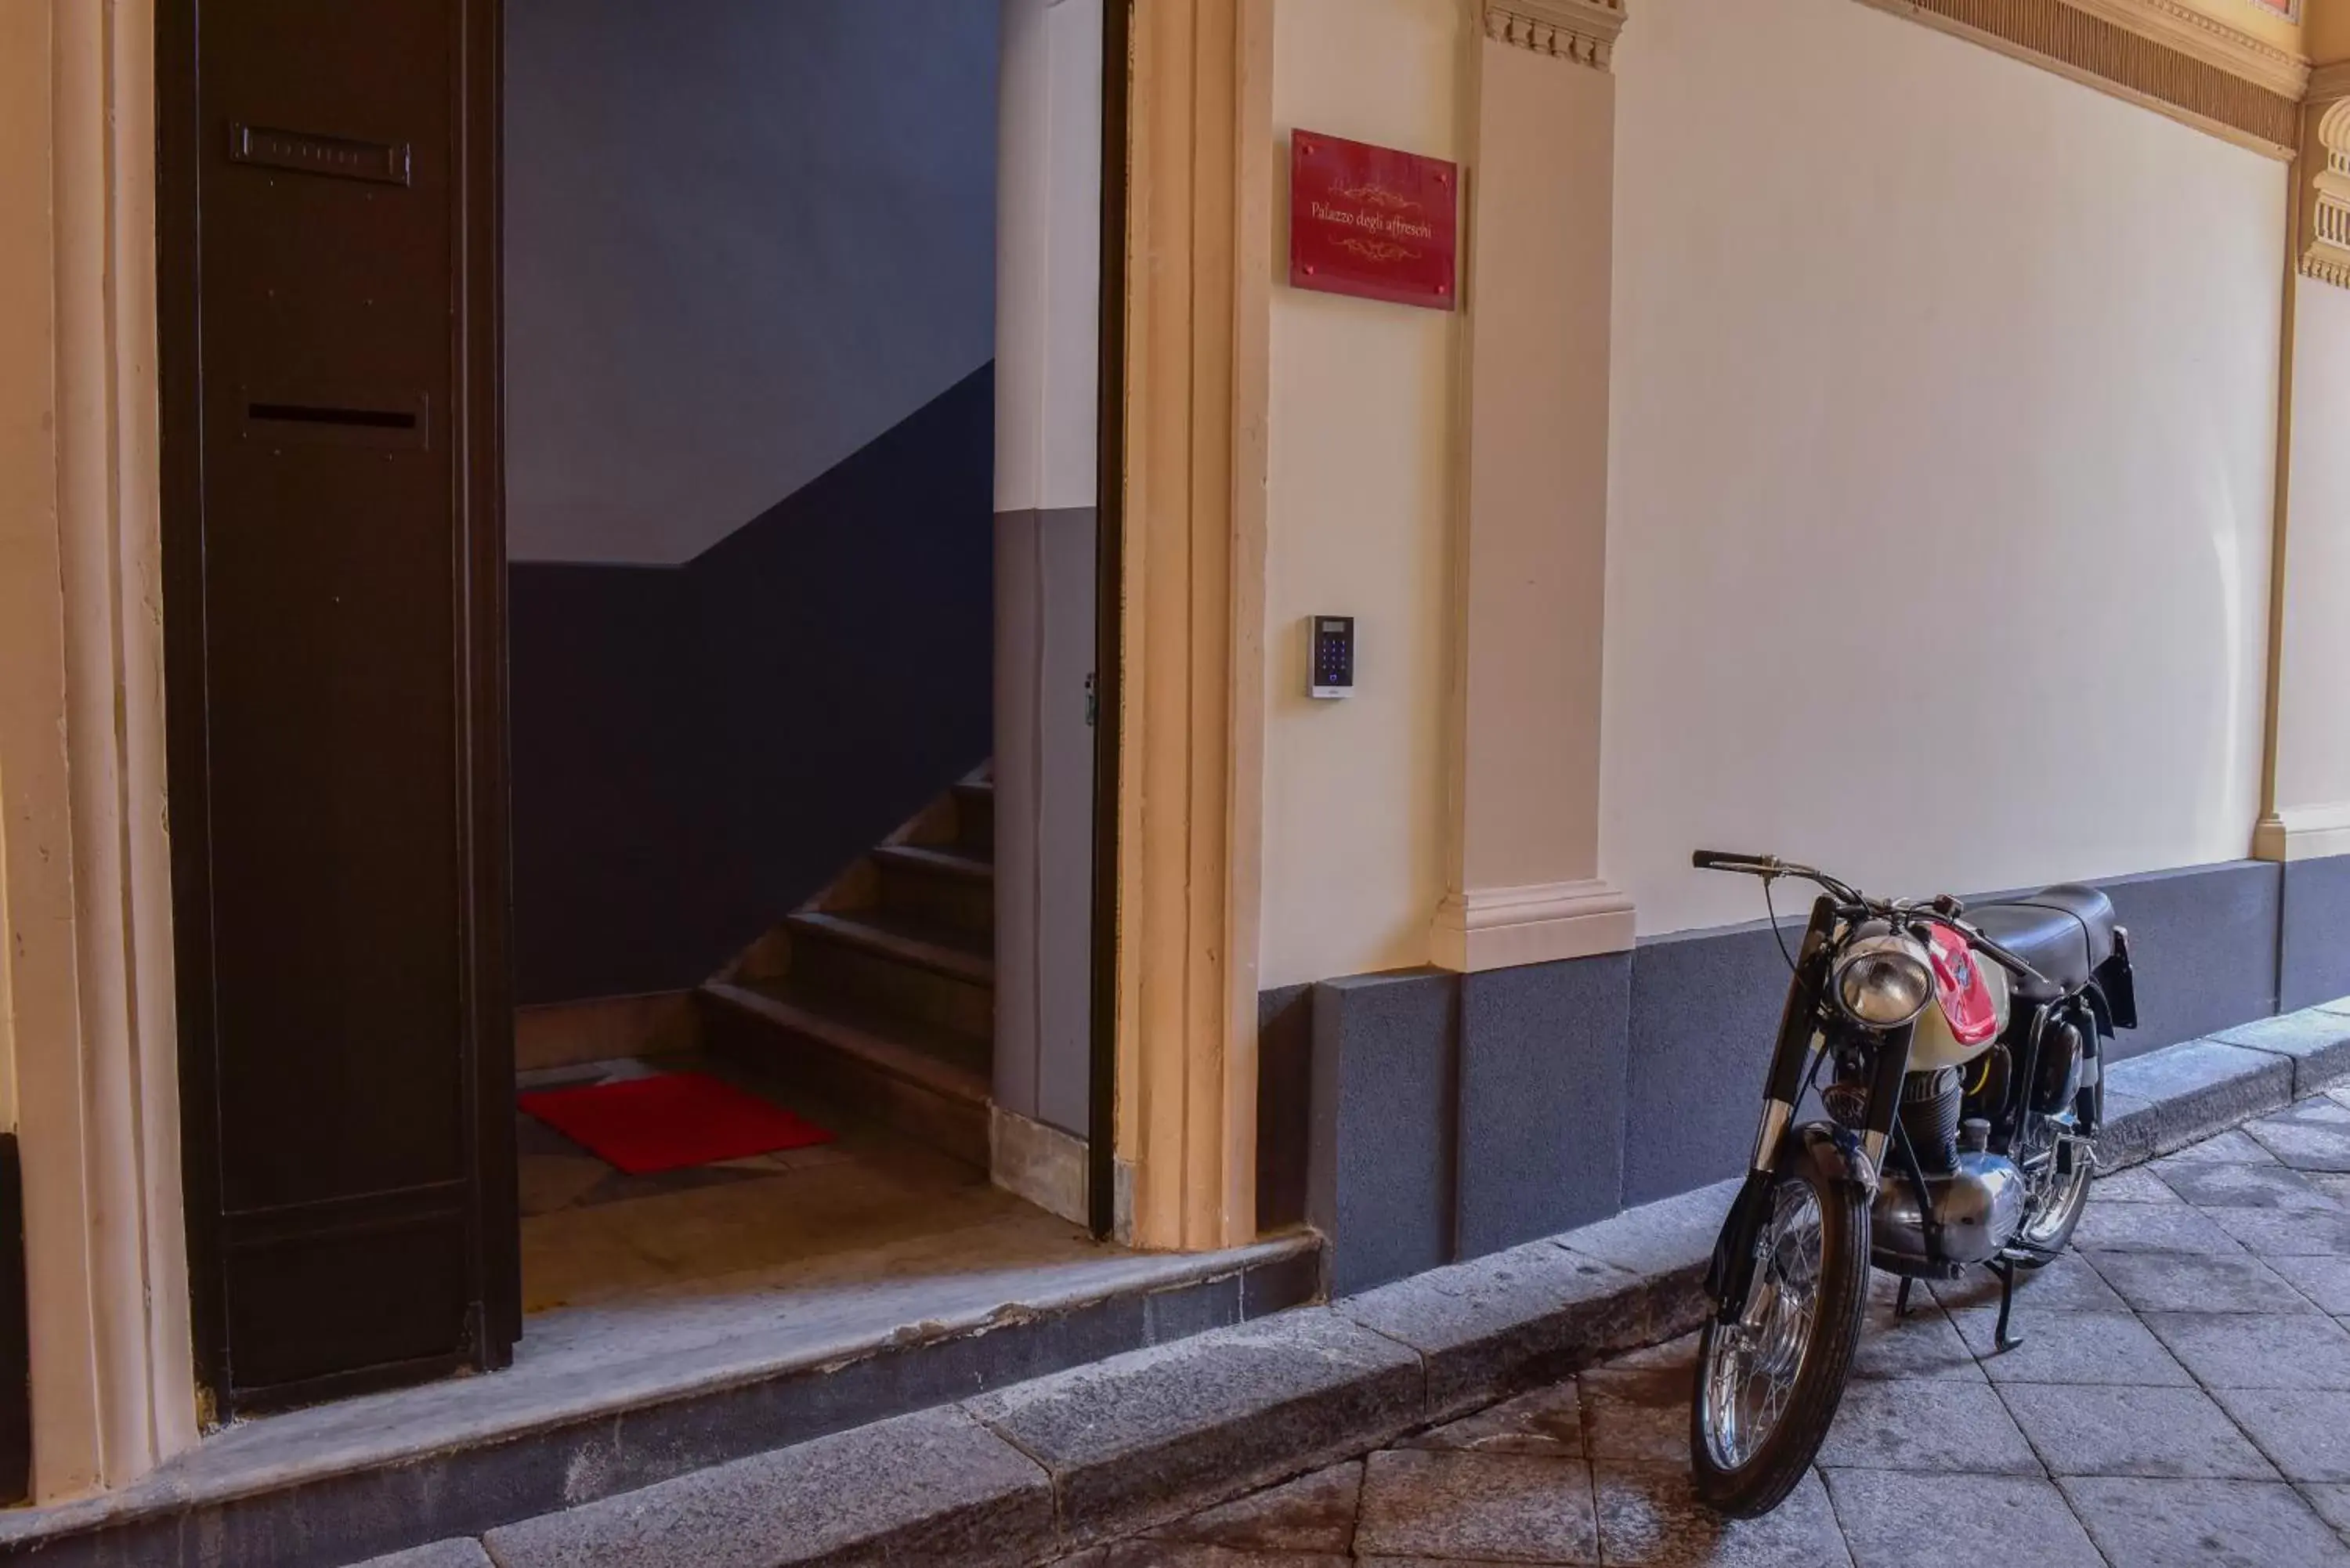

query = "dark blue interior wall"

[{"left": 508, "top": 368, "right": 995, "bottom": 1005}]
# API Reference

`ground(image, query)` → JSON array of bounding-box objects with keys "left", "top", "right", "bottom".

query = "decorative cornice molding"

[
  {"left": 1430, "top": 880, "right": 1635, "bottom": 972},
  {"left": 1482, "top": 0, "right": 1628, "bottom": 70},
  {"left": 2068, "top": 0, "right": 2309, "bottom": 99},
  {"left": 2301, "top": 96, "right": 2350, "bottom": 288},
  {"left": 1860, "top": 0, "right": 2303, "bottom": 157}
]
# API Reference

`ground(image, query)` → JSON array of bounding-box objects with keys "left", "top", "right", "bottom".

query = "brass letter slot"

[
  {"left": 229, "top": 123, "right": 411, "bottom": 186},
  {"left": 243, "top": 395, "right": 429, "bottom": 450}
]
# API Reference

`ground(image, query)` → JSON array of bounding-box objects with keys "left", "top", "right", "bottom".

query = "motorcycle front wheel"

[{"left": 1690, "top": 1135, "right": 1869, "bottom": 1517}]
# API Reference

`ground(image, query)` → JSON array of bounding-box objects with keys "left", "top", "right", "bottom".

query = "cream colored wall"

[
  {"left": 1258, "top": 0, "right": 1465, "bottom": 991},
  {"left": 2275, "top": 281, "right": 2350, "bottom": 815},
  {"left": 1603, "top": 0, "right": 2288, "bottom": 938}
]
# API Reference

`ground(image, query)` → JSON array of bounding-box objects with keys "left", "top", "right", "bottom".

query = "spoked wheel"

[
  {"left": 1690, "top": 1136, "right": 1870, "bottom": 1517},
  {"left": 2014, "top": 1119, "right": 2093, "bottom": 1266}
]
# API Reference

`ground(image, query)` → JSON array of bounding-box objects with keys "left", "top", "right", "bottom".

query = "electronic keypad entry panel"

[{"left": 1308, "top": 615, "right": 1355, "bottom": 699}]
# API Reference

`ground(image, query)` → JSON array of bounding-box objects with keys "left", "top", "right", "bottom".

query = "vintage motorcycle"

[{"left": 1685, "top": 851, "right": 2138, "bottom": 1516}]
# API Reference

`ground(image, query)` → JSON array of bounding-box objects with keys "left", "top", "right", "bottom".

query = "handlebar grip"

[{"left": 1692, "top": 850, "right": 1768, "bottom": 871}]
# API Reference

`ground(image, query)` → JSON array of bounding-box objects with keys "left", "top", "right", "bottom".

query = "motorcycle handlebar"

[{"left": 1690, "top": 847, "right": 2050, "bottom": 988}]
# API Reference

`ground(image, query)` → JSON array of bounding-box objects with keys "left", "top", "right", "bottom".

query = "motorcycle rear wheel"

[
  {"left": 2013, "top": 1127, "right": 2093, "bottom": 1267},
  {"left": 1690, "top": 1135, "right": 1870, "bottom": 1517}
]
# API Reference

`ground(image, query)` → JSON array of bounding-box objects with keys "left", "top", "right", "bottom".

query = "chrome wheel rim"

[
  {"left": 1699, "top": 1180, "right": 1823, "bottom": 1472},
  {"left": 2019, "top": 1129, "right": 2092, "bottom": 1251}
]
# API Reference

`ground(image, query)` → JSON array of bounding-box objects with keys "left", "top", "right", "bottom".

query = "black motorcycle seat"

[{"left": 1966, "top": 884, "right": 2116, "bottom": 997}]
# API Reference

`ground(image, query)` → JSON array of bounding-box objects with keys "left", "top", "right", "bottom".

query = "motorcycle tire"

[{"left": 1689, "top": 1134, "right": 1870, "bottom": 1518}]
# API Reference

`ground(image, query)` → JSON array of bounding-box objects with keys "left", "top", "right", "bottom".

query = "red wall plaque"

[{"left": 1289, "top": 131, "right": 1458, "bottom": 311}]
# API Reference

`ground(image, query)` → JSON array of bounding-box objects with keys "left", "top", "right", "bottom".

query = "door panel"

[{"left": 160, "top": 0, "right": 513, "bottom": 1414}]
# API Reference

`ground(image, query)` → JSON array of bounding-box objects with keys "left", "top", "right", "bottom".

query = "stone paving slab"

[
  {"left": 2156, "top": 1157, "right": 2339, "bottom": 1210},
  {"left": 2216, "top": 1010, "right": 2350, "bottom": 1097},
  {"left": 2059, "top": 1476, "right": 2350, "bottom": 1568},
  {"left": 2251, "top": 1099, "right": 2350, "bottom": 1172},
  {"left": 2103, "top": 1039, "right": 2294, "bottom": 1162},
  {"left": 2211, "top": 1388, "right": 2350, "bottom": 1483},
  {"left": 2001, "top": 1382, "right": 2280, "bottom": 1479},
  {"left": 479, "top": 1404, "right": 1053, "bottom": 1568},
  {"left": 1594, "top": 1462, "right": 1847, "bottom": 1566},
  {"left": 349, "top": 1543, "right": 495, "bottom": 1568},
  {"left": 966, "top": 1309, "right": 1424, "bottom": 1543},
  {"left": 2080, "top": 1247, "right": 2322, "bottom": 1314},
  {"left": 1813, "top": 1378, "right": 2041, "bottom": 1475},
  {"left": 1335, "top": 1237, "right": 1654, "bottom": 1419},
  {"left": 2144, "top": 1311, "right": 2350, "bottom": 1389},
  {"left": 1825, "top": 1469, "right": 2101, "bottom": 1568},
  {"left": 1947, "top": 1306, "right": 2191, "bottom": 1385},
  {"left": 1352, "top": 1449, "right": 1596, "bottom": 1563}
]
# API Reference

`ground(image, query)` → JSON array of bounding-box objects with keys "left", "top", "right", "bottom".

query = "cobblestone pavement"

[{"left": 1065, "top": 1089, "right": 2350, "bottom": 1566}]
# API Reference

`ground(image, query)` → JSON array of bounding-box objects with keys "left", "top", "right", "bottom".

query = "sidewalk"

[
  {"left": 365, "top": 1002, "right": 2350, "bottom": 1567},
  {"left": 1065, "top": 1086, "right": 2350, "bottom": 1565}
]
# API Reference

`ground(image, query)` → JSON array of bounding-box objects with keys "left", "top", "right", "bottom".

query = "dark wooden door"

[{"left": 157, "top": 0, "right": 515, "bottom": 1415}]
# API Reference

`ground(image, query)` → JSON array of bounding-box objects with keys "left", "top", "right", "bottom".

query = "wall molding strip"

[
  {"left": 2255, "top": 803, "right": 2350, "bottom": 862},
  {"left": 1430, "top": 880, "right": 1636, "bottom": 972},
  {"left": 1856, "top": 0, "right": 2305, "bottom": 157}
]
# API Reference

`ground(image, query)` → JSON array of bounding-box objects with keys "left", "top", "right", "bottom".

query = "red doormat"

[{"left": 518, "top": 1071, "right": 834, "bottom": 1176}]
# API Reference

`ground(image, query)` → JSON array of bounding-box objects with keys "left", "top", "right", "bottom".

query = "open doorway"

[
  {"left": 495, "top": 0, "right": 1116, "bottom": 1328},
  {"left": 161, "top": 0, "right": 1119, "bottom": 1418}
]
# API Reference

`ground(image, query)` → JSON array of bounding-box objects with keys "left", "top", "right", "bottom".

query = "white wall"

[
  {"left": 2275, "top": 281, "right": 2350, "bottom": 815},
  {"left": 1259, "top": 0, "right": 1465, "bottom": 991},
  {"left": 996, "top": 0, "right": 1102, "bottom": 514},
  {"left": 1602, "top": 0, "right": 2287, "bottom": 937},
  {"left": 504, "top": 0, "right": 999, "bottom": 564}
]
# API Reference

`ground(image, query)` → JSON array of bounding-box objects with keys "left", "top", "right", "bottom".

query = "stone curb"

[{"left": 356, "top": 999, "right": 2350, "bottom": 1568}]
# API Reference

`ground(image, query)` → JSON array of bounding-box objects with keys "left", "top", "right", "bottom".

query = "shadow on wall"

[{"left": 508, "top": 368, "right": 995, "bottom": 1005}]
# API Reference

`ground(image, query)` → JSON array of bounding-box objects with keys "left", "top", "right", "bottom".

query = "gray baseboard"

[{"left": 2283, "top": 853, "right": 2350, "bottom": 1013}]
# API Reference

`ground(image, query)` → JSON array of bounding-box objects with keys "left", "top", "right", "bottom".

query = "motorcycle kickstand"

[
  {"left": 1989, "top": 1257, "right": 2024, "bottom": 1353},
  {"left": 1894, "top": 1277, "right": 1914, "bottom": 1319}
]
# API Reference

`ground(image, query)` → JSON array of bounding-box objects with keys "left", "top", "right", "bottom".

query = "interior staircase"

[{"left": 699, "top": 767, "right": 996, "bottom": 1169}]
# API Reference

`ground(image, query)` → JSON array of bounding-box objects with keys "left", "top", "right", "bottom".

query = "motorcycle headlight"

[{"left": 1833, "top": 934, "right": 1933, "bottom": 1028}]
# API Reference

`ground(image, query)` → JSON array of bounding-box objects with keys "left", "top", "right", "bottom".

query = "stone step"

[
  {"left": 0, "top": 1233, "right": 1318, "bottom": 1568},
  {"left": 872, "top": 842, "right": 994, "bottom": 936},
  {"left": 697, "top": 979, "right": 991, "bottom": 1169},
  {"left": 953, "top": 776, "right": 994, "bottom": 855},
  {"left": 783, "top": 909, "right": 994, "bottom": 1039}
]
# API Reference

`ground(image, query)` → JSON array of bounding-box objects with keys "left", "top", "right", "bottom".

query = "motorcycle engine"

[{"left": 1869, "top": 1068, "right": 2025, "bottom": 1271}]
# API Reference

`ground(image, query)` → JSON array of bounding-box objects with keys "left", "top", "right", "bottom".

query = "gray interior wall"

[
  {"left": 992, "top": 508, "right": 1096, "bottom": 1135},
  {"left": 504, "top": 0, "right": 1000, "bottom": 565}
]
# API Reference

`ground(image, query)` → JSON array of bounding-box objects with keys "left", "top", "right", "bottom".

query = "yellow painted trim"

[{"left": 1117, "top": 0, "right": 1272, "bottom": 1252}]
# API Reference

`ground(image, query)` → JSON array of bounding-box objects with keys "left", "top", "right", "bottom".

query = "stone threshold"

[
  {"left": 378, "top": 1000, "right": 2350, "bottom": 1568},
  {"left": 0, "top": 1234, "right": 1319, "bottom": 1568}
]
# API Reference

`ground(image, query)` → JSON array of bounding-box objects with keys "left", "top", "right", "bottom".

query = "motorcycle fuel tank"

[
  {"left": 1870, "top": 1151, "right": 2025, "bottom": 1269},
  {"left": 1910, "top": 926, "right": 2009, "bottom": 1071}
]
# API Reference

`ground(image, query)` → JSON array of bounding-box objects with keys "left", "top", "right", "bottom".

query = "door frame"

[
  {"left": 1086, "top": 0, "right": 1132, "bottom": 1240},
  {"left": 154, "top": 0, "right": 516, "bottom": 1418}
]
